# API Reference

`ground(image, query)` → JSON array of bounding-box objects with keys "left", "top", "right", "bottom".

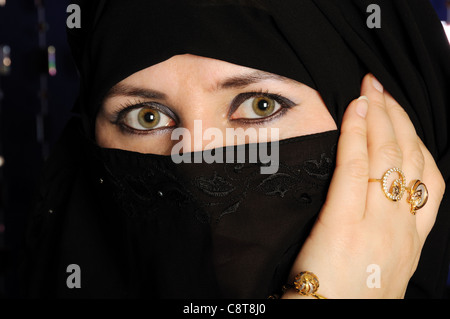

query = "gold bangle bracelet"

[
  {"left": 285, "top": 271, "right": 327, "bottom": 299},
  {"left": 268, "top": 271, "right": 327, "bottom": 299}
]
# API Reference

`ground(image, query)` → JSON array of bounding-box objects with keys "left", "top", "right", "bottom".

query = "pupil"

[
  {"left": 258, "top": 99, "right": 270, "bottom": 111},
  {"left": 144, "top": 112, "right": 155, "bottom": 122}
]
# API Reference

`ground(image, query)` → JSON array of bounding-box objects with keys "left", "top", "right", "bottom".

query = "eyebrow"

[
  {"left": 218, "top": 71, "right": 294, "bottom": 90},
  {"left": 103, "top": 70, "right": 294, "bottom": 101},
  {"left": 104, "top": 84, "right": 167, "bottom": 101}
]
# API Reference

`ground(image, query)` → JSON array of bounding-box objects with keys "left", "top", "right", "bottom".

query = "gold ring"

[
  {"left": 369, "top": 168, "right": 406, "bottom": 201},
  {"left": 406, "top": 180, "right": 428, "bottom": 215}
]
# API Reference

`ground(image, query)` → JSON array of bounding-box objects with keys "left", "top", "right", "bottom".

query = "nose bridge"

[
  {"left": 177, "top": 117, "right": 226, "bottom": 153},
  {"left": 168, "top": 58, "right": 227, "bottom": 152}
]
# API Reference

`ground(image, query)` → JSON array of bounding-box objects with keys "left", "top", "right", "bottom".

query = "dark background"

[
  {"left": 0, "top": 0, "right": 448, "bottom": 298},
  {"left": 0, "top": 0, "right": 78, "bottom": 298}
]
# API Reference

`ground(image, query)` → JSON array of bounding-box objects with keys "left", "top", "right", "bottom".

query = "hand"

[{"left": 283, "top": 74, "right": 446, "bottom": 299}]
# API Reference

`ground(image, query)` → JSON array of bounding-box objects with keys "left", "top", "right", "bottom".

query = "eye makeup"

[
  {"left": 110, "top": 101, "right": 179, "bottom": 135},
  {"left": 108, "top": 90, "right": 298, "bottom": 136},
  {"left": 228, "top": 91, "right": 298, "bottom": 125}
]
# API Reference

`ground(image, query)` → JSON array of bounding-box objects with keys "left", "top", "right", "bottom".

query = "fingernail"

[
  {"left": 356, "top": 96, "right": 369, "bottom": 118},
  {"left": 372, "top": 77, "right": 384, "bottom": 93}
]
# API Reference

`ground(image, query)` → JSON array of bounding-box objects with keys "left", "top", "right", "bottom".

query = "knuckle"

[
  {"left": 378, "top": 142, "right": 403, "bottom": 164},
  {"left": 341, "top": 120, "right": 366, "bottom": 138},
  {"left": 342, "top": 157, "right": 369, "bottom": 180},
  {"left": 406, "top": 147, "right": 425, "bottom": 171},
  {"left": 390, "top": 103, "right": 410, "bottom": 120},
  {"left": 371, "top": 100, "right": 386, "bottom": 110},
  {"left": 351, "top": 126, "right": 367, "bottom": 140}
]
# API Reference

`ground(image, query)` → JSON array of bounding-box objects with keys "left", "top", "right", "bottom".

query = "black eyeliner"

[
  {"left": 110, "top": 91, "right": 297, "bottom": 136},
  {"left": 232, "top": 107, "right": 290, "bottom": 126},
  {"left": 118, "top": 123, "right": 175, "bottom": 136},
  {"left": 109, "top": 101, "right": 179, "bottom": 136},
  {"left": 112, "top": 101, "right": 179, "bottom": 125},
  {"left": 228, "top": 91, "right": 298, "bottom": 120}
]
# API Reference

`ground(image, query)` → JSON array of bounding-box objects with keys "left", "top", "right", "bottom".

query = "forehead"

[
  {"left": 119, "top": 55, "right": 255, "bottom": 84},
  {"left": 108, "top": 54, "right": 296, "bottom": 97}
]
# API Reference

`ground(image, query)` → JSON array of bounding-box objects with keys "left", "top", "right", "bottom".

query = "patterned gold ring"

[
  {"left": 369, "top": 168, "right": 406, "bottom": 202},
  {"left": 406, "top": 180, "right": 428, "bottom": 215}
]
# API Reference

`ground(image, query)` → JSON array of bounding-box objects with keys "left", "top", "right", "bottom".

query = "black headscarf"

[{"left": 23, "top": 0, "right": 450, "bottom": 298}]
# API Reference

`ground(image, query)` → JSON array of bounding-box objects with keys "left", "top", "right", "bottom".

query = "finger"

[
  {"left": 362, "top": 74, "right": 404, "bottom": 209},
  {"left": 320, "top": 96, "right": 369, "bottom": 223},
  {"left": 384, "top": 91, "right": 424, "bottom": 182},
  {"left": 381, "top": 92, "right": 425, "bottom": 233},
  {"left": 415, "top": 137, "right": 445, "bottom": 242},
  {"left": 362, "top": 74, "right": 403, "bottom": 175}
]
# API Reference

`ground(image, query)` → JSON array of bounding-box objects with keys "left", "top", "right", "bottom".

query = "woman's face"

[{"left": 96, "top": 54, "right": 337, "bottom": 154}]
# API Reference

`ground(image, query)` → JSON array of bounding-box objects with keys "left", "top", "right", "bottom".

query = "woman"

[{"left": 23, "top": 0, "right": 450, "bottom": 298}]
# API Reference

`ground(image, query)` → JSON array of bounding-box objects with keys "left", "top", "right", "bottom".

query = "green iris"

[
  {"left": 252, "top": 97, "right": 275, "bottom": 117},
  {"left": 138, "top": 108, "right": 161, "bottom": 129}
]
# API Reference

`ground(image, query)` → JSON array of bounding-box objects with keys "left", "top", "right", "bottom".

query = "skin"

[
  {"left": 96, "top": 54, "right": 337, "bottom": 153},
  {"left": 96, "top": 54, "right": 445, "bottom": 298}
]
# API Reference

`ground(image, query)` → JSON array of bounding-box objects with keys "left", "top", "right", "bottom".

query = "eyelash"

[
  {"left": 112, "top": 100, "right": 176, "bottom": 135},
  {"left": 228, "top": 90, "right": 296, "bottom": 125},
  {"left": 112, "top": 91, "right": 297, "bottom": 135}
]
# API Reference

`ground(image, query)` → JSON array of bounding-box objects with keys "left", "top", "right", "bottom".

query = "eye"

[
  {"left": 121, "top": 106, "right": 176, "bottom": 131},
  {"left": 229, "top": 93, "right": 295, "bottom": 121}
]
